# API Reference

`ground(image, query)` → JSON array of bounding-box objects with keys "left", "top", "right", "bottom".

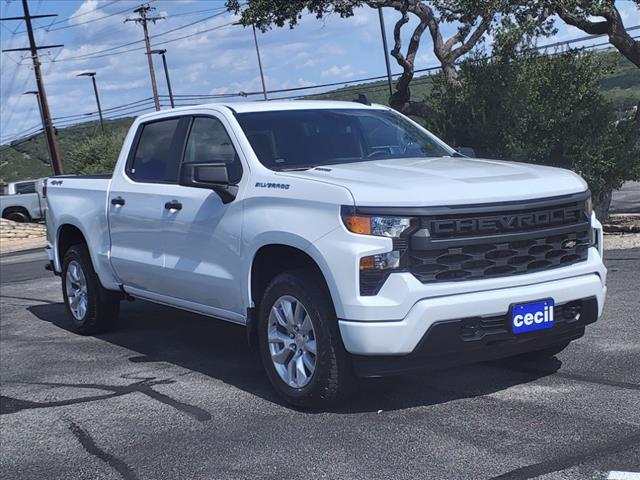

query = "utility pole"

[
  {"left": 23, "top": 90, "right": 53, "bottom": 169},
  {"left": 150, "top": 49, "right": 175, "bottom": 108},
  {"left": 378, "top": 7, "right": 394, "bottom": 97},
  {"left": 252, "top": 25, "right": 267, "bottom": 101},
  {"left": 126, "top": 4, "right": 164, "bottom": 111},
  {"left": 232, "top": 21, "right": 267, "bottom": 100},
  {"left": 1, "top": 0, "right": 64, "bottom": 175},
  {"left": 77, "top": 72, "right": 104, "bottom": 132}
]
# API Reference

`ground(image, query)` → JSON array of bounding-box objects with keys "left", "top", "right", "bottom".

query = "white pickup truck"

[
  {"left": 1, "top": 178, "right": 47, "bottom": 222},
  {"left": 45, "top": 100, "right": 607, "bottom": 406}
]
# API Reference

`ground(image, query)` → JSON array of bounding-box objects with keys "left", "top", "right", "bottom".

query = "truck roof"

[{"left": 136, "top": 99, "right": 388, "bottom": 122}]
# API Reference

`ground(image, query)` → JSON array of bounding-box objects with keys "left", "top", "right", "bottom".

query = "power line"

[
  {"left": 13, "top": 1, "right": 138, "bottom": 34},
  {"left": 3, "top": 23, "right": 637, "bottom": 143},
  {"left": 51, "top": 97, "right": 154, "bottom": 121},
  {"left": 42, "top": 0, "right": 120, "bottom": 29},
  {"left": 1, "top": 0, "right": 64, "bottom": 174},
  {"left": 0, "top": 131, "right": 44, "bottom": 154},
  {"left": 125, "top": 3, "right": 164, "bottom": 110},
  {"left": 54, "top": 100, "right": 157, "bottom": 126},
  {"left": 47, "top": 9, "right": 231, "bottom": 64},
  {"left": 1, "top": 123, "right": 43, "bottom": 142}
]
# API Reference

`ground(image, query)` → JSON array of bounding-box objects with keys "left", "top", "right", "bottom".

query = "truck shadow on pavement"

[{"left": 27, "top": 300, "right": 561, "bottom": 413}]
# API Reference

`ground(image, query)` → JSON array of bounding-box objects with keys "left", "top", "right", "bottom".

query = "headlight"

[
  {"left": 341, "top": 207, "right": 413, "bottom": 238},
  {"left": 341, "top": 207, "right": 414, "bottom": 280}
]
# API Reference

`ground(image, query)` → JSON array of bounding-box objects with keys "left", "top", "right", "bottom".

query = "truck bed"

[{"left": 45, "top": 175, "right": 113, "bottom": 280}]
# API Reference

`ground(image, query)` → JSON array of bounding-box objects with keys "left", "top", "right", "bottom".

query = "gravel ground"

[{"left": 0, "top": 249, "right": 639, "bottom": 480}]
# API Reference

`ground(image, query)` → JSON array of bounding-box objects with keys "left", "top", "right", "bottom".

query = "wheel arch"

[
  {"left": 57, "top": 223, "right": 88, "bottom": 262},
  {"left": 246, "top": 241, "right": 343, "bottom": 346},
  {"left": 2, "top": 205, "right": 31, "bottom": 222}
]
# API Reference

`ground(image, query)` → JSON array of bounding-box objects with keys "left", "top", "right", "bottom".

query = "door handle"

[
  {"left": 164, "top": 201, "right": 182, "bottom": 211},
  {"left": 111, "top": 197, "right": 125, "bottom": 206}
]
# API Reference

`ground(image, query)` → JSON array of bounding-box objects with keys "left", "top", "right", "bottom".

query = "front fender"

[{"left": 242, "top": 231, "right": 345, "bottom": 318}]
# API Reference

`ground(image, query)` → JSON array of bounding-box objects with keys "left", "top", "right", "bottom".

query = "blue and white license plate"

[{"left": 511, "top": 299, "right": 555, "bottom": 334}]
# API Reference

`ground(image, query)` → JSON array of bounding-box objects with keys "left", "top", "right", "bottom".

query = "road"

[{"left": 1, "top": 249, "right": 639, "bottom": 480}]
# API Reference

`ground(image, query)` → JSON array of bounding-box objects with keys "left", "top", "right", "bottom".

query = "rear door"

[{"left": 108, "top": 116, "right": 189, "bottom": 294}]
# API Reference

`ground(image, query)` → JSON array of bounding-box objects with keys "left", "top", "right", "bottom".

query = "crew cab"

[{"left": 45, "top": 101, "right": 607, "bottom": 406}]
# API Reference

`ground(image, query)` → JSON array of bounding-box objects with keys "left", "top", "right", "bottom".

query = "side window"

[
  {"left": 15, "top": 182, "right": 36, "bottom": 194},
  {"left": 129, "top": 118, "right": 181, "bottom": 183},
  {"left": 184, "top": 117, "right": 243, "bottom": 184}
]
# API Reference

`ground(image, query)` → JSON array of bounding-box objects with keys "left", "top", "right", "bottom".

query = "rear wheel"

[
  {"left": 515, "top": 341, "right": 571, "bottom": 361},
  {"left": 3, "top": 208, "right": 30, "bottom": 222},
  {"left": 257, "top": 269, "right": 352, "bottom": 408},
  {"left": 62, "top": 244, "right": 120, "bottom": 334}
]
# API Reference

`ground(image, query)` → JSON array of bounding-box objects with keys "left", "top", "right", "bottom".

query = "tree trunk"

[{"left": 594, "top": 189, "right": 613, "bottom": 221}]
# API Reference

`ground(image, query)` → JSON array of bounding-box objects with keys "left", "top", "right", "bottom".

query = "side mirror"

[
  {"left": 180, "top": 162, "right": 238, "bottom": 204},
  {"left": 456, "top": 146, "right": 476, "bottom": 158}
]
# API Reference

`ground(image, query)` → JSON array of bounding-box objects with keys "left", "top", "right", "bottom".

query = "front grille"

[
  {"left": 357, "top": 192, "right": 592, "bottom": 295},
  {"left": 409, "top": 229, "right": 591, "bottom": 283},
  {"left": 408, "top": 192, "right": 591, "bottom": 285}
]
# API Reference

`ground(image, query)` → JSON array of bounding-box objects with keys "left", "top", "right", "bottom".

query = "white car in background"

[{"left": 1, "top": 178, "right": 47, "bottom": 222}]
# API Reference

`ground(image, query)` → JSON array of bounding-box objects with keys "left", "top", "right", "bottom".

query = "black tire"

[
  {"left": 61, "top": 244, "right": 120, "bottom": 335},
  {"left": 3, "top": 209, "right": 30, "bottom": 222},
  {"left": 514, "top": 341, "right": 571, "bottom": 361},
  {"left": 257, "top": 269, "right": 353, "bottom": 408}
]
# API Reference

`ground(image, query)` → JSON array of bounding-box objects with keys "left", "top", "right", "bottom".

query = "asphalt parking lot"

[{"left": 1, "top": 249, "right": 639, "bottom": 480}]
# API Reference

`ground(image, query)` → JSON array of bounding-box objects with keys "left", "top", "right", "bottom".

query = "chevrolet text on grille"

[{"left": 430, "top": 207, "right": 583, "bottom": 235}]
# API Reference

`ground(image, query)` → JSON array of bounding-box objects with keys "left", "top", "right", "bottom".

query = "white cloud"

[{"left": 321, "top": 64, "right": 355, "bottom": 79}]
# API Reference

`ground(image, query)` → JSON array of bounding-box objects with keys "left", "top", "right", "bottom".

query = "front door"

[{"left": 158, "top": 114, "right": 246, "bottom": 320}]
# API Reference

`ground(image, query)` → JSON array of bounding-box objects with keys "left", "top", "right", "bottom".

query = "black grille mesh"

[{"left": 409, "top": 229, "right": 590, "bottom": 283}]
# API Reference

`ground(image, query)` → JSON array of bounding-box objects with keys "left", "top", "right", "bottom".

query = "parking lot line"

[{"left": 608, "top": 472, "right": 640, "bottom": 480}]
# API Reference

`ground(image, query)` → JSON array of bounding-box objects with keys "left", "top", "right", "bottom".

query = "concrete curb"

[{"left": 0, "top": 246, "right": 47, "bottom": 258}]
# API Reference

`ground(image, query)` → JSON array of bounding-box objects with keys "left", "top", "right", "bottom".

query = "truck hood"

[{"left": 281, "top": 157, "right": 587, "bottom": 206}]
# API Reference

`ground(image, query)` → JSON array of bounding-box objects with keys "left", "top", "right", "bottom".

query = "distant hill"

[
  {"left": 0, "top": 117, "right": 133, "bottom": 184},
  {"left": 1, "top": 50, "right": 637, "bottom": 184}
]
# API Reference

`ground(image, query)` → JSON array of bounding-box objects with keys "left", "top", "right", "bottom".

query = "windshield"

[{"left": 235, "top": 108, "right": 453, "bottom": 171}]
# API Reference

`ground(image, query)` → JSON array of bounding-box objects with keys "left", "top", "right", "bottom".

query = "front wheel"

[
  {"left": 62, "top": 244, "right": 120, "bottom": 334},
  {"left": 257, "top": 269, "right": 353, "bottom": 408}
]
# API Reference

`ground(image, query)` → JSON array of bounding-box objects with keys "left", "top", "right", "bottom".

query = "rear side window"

[
  {"left": 15, "top": 182, "right": 36, "bottom": 194},
  {"left": 183, "top": 116, "right": 243, "bottom": 184},
  {"left": 129, "top": 118, "right": 181, "bottom": 183}
]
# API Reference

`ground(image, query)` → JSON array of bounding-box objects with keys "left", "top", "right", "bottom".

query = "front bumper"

[
  {"left": 339, "top": 272, "right": 605, "bottom": 364},
  {"left": 352, "top": 297, "right": 598, "bottom": 377}
]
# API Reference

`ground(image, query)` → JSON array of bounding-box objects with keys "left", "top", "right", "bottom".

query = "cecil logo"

[{"left": 511, "top": 299, "right": 555, "bottom": 334}]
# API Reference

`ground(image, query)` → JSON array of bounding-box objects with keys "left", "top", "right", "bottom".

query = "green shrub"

[
  {"left": 66, "top": 131, "right": 126, "bottom": 175},
  {"left": 426, "top": 50, "right": 640, "bottom": 218}
]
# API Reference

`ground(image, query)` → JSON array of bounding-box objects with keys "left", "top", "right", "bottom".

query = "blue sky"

[{"left": 1, "top": 0, "right": 639, "bottom": 143}]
